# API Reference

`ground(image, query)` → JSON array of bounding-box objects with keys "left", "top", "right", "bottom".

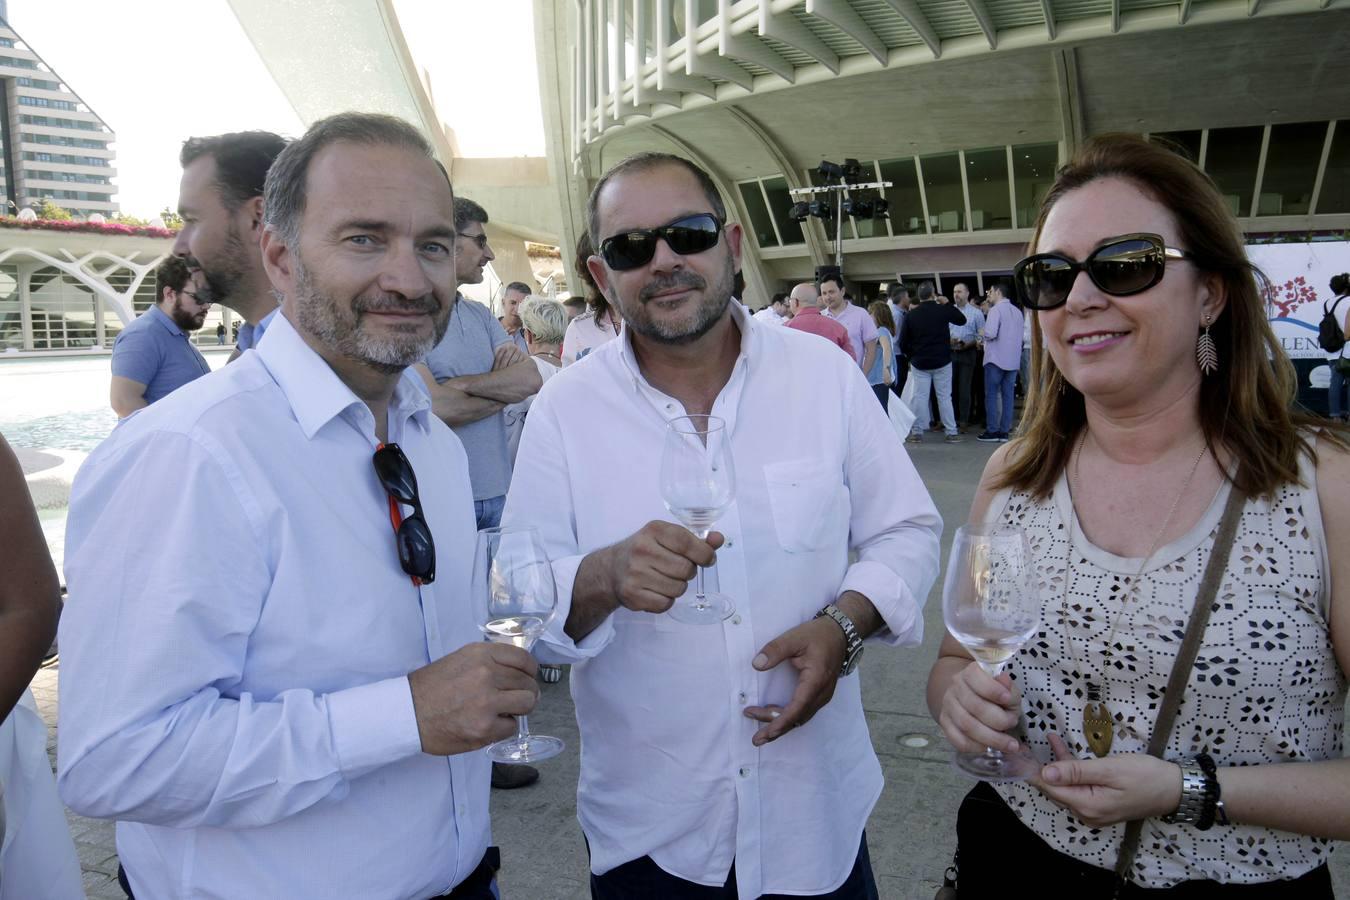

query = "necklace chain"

[{"left": 1062, "top": 431, "right": 1209, "bottom": 756}]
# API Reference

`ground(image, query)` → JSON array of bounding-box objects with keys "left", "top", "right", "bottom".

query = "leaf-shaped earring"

[{"left": 1196, "top": 314, "right": 1218, "bottom": 376}]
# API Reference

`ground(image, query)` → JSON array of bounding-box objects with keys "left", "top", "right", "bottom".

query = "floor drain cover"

[{"left": 899, "top": 733, "right": 931, "bottom": 748}]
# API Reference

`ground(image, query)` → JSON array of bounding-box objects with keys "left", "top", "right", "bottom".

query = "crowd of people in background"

[{"left": 2, "top": 119, "right": 1348, "bottom": 900}]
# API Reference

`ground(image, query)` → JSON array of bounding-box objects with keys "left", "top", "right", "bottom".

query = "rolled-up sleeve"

[
  {"left": 57, "top": 431, "right": 422, "bottom": 829},
  {"left": 839, "top": 372, "right": 942, "bottom": 645},
  {"left": 501, "top": 394, "right": 616, "bottom": 663}
]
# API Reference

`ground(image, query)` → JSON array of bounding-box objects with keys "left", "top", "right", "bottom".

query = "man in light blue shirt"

[
  {"left": 415, "top": 198, "right": 542, "bottom": 533},
  {"left": 59, "top": 112, "right": 538, "bottom": 900},
  {"left": 947, "top": 282, "right": 984, "bottom": 429},
  {"left": 108, "top": 255, "right": 212, "bottom": 417}
]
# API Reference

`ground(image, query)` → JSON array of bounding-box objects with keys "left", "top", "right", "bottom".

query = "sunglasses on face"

[
  {"left": 373, "top": 443, "right": 436, "bottom": 585},
  {"left": 598, "top": 213, "right": 722, "bottom": 272},
  {"left": 1013, "top": 233, "right": 1194, "bottom": 310}
]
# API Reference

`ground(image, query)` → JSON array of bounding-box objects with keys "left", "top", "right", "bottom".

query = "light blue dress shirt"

[
  {"left": 949, "top": 302, "right": 984, "bottom": 346},
  {"left": 58, "top": 314, "right": 490, "bottom": 900},
  {"left": 234, "top": 305, "right": 281, "bottom": 352}
]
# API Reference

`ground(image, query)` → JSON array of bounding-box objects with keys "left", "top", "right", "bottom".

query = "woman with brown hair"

[
  {"left": 561, "top": 231, "right": 623, "bottom": 366},
  {"left": 866, "top": 300, "right": 897, "bottom": 410},
  {"left": 926, "top": 134, "right": 1350, "bottom": 895}
]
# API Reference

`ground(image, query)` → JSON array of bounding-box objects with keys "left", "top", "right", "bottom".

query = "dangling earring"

[{"left": 1196, "top": 314, "right": 1218, "bottom": 376}]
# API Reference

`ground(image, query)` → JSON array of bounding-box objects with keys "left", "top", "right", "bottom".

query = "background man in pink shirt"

[
  {"left": 820, "top": 275, "right": 877, "bottom": 374},
  {"left": 785, "top": 282, "right": 854, "bottom": 357}
]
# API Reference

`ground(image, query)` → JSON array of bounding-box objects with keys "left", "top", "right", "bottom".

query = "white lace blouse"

[{"left": 984, "top": 452, "right": 1345, "bottom": 887}]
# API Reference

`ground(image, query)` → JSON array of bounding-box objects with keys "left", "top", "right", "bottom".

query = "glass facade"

[
  {"left": 1012, "top": 143, "right": 1058, "bottom": 228},
  {"left": 737, "top": 181, "right": 778, "bottom": 248},
  {"left": 1258, "top": 122, "right": 1327, "bottom": 216},
  {"left": 920, "top": 153, "right": 964, "bottom": 233},
  {"left": 29, "top": 268, "right": 98, "bottom": 350},
  {"left": 1153, "top": 130, "right": 1203, "bottom": 163},
  {"left": 762, "top": 177, "right": 805, "bottom": 246},
  {"left": 1206, "top": 126, "right": 1264, "bottom": 217},
  {"left": 878, "top": 157, "right": 925, "bottom": 235},
  {"left": 1319, "top": 123, "right": 1350, "bottom": 214},
  {"left": 0, "top": 266, "right": 20, "bottom": 350},
  {"left": 965, "top": 148, "right": 1012, "bottom": 231}
]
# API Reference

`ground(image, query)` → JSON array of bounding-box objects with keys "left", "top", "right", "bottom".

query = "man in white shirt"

[
  {"left": 57, "top": 112, "right": 539, "bottom": 900},
  {"left": 503, "top": 152, "right": 942, "bottom": 898},
  {"left": 751, "top": 292, "right": 790, "bottom": 325}
]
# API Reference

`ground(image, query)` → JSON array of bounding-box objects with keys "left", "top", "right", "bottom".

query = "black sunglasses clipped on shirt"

[
  {"left": 598, "top": 213, "right": 723, "bottom": 272},
  {"left": 373, "top": 443, "right": 436, "bottom": 585},
  {"left": 1012, "top": 233, "right": 1194, "bottom": 310}
]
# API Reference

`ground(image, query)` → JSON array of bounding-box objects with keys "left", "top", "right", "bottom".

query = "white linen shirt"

[
  {"left": 57, "top": 314, "right": 490, "bottom": 900},
  {"left": 502, "top": 301, "right": 942, "bottom": 897}
]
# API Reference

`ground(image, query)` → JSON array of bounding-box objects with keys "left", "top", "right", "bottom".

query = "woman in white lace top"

[{"left": 926, "top": 135, "right": 1350, "bottom": 896}]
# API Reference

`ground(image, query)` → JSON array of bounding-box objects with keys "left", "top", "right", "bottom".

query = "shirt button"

[
  {"left": 739, "top": 766, "right": 750, "bottom": 777},
  {"left": 738, "top": 692, "right": 747, "bottom": 704},
  {"left": 725, "top": 538, "right": 734, "bottom": 548},
  {"left": 731, "top": 615, "right": 742, "bottom": 625}
]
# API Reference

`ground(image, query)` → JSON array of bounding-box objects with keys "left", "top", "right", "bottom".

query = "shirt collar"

[
  {"left": 148, "top": 305, "right": 186, "bottom": 337},
  {"left": 794, "top": 306, "right": 823, "bottom": 318},
  {"left": 256, "top": 312, "right": 433, "bottom": 441},
  {"left": 617, "top": 299, "right": 757, "bottom": 387}
]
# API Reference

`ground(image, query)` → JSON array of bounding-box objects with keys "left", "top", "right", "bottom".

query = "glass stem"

[
  {"left": 516, "top": 714, "right": 530, "bottom": 742},
  {"left": 692, "top": 528, "right": 709, "bottom": 609}
]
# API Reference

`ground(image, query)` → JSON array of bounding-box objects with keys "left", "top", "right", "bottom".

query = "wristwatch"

[
  {"left": 815, "top": 604, "right": 864, "bottom": 677},
  {"left": 1162, "top": 760, "right": 1219, "bottom": 829}
]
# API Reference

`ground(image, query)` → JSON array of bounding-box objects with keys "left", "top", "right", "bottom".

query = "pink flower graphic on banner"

[{"left": 1266, "top": 276, "right": 1318, "bottom": 319}]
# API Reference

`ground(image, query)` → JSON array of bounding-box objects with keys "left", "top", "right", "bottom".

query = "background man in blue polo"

[{"left": 108, "top": 255, "right": 212, "bottom": 417}]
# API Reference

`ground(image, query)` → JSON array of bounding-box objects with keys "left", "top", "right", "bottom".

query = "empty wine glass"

[
  {"left": 471, "top": 526, "right": 565, "bottom": 763},
  {"left": 942, "top": 523, "right": 1040, "bottom": 781},
  {"left": 659, "top": 414, "right": 736, "bottom": 625}
]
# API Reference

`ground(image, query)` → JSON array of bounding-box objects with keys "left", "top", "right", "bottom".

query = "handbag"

[
  {"left": 1336, "top": 354, "right": 1350, "bottom": 376},
  {"left": 937, "top": 488, "right": 1247, "bottom": 898}
]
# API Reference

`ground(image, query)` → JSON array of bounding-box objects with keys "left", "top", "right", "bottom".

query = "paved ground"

[{"left": 28, "top": 435, "right": 1349, "bottom": 899}]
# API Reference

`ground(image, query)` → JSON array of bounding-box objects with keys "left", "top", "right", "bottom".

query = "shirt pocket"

[{"left": 763, "top": 461, "right": 848, "bottom": 553}]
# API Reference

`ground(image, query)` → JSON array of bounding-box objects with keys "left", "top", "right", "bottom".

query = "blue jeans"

[
  {"left": 984, "top": 364, "right": 1017, "bottom": 434},
  {"left": 1330, "top": 362, "right": 1348, "bottom": 419},
  {"left": 475, "top": 494, "right": 506, "bottom": 530},
  {"left": 908, "top": 363, "right": 956, "bottom": 436},
  {"left": 590, "top": 833, "right": 878, "bottom": 899}
]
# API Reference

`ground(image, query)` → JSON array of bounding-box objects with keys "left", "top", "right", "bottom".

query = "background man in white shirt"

[
  {"left": 752, "top": 292, "right": 790, "bottom": 325},
  {"left": 58, "top": 112, "right": 539, "bottom": 900},
  {"left": 503, "top": 152, "right": 942, "bottom": 899}
]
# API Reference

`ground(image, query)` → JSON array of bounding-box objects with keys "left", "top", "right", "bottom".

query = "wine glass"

[
  {"left": 471, "top": 527, "right": 565, "bottom": 763},
  {"left": 941, "top": 523, "right": 1040, "bottom": 781},
  {"left": 659, "top": 414, "right": 736, "bottom": 625}
]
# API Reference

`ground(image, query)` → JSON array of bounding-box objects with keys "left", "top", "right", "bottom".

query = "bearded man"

[
  {"left": 501, "top": 152, "right": 942, "bottom": 899},
  {"left": 58, "top": 112, "right": 537, "bottom": 900},
  {"left": 109, "top": 255, "right": 213, "bottom": 416}
]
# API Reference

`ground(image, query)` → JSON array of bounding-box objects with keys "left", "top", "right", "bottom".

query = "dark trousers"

[
  {"left": 894, "top": 356, "right": 909, "bottom": 396},
  {"left": 591, "top": 833, "right": 878, "bottom": 899},
  {"left": 951, "top": 348, "right": 978, "bottom": 425},
  {"left": 871, "top": 383, "right": 890, "bottom": 411},
  {"left": 955, "top": 783, "right": 1333, "bottom": 898}
]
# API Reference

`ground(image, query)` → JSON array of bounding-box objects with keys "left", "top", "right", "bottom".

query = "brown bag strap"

[{"left": 1113, "top": 487, "right": 1247, "bottom": 885}]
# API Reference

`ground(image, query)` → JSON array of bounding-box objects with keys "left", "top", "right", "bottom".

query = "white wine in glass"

[
  {"left": 472, "top": 527, "right": 565, "bottom": 764},
  {"left": 942, "top": 523, "right": 1040, "bottom": 781},
  {"left": 659, "top": 414, "right": 736, "bottom": 625}
]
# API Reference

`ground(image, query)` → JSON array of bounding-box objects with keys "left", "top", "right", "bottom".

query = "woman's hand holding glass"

[{"left": 937, "top": 662, "right": 1025, "bottom": 757}]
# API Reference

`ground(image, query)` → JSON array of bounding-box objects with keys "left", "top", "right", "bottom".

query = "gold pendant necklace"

[{"left": 1064, "top": 433, "right": 1208, "bottom": 757}]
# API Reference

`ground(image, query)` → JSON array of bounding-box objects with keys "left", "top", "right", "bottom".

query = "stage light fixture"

[
  {"left": 808, "top": 199, "right": 834, "bottom": 219},
  {"left": 817, "top": 160, "right": 844, "bottom": 181},
  {"left": 842, "top": 158, "right": 865, "bottom": 185},
  {"left": 872, "top": 198, "right": 890, "bottom": 219},
  {"left": 788, "top": 201, "right": 811, "bottom": 222}
]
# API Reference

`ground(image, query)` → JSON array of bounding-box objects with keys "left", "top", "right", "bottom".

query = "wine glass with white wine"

[
  {"left": 659, "top": 414, "right": 736, "bottom": 625},
  {"left": 941, "top": 523, "right": 1040, "bottom": 781},
  {"left": 472, "top": 526, "right": 565, "bottom": 763}
]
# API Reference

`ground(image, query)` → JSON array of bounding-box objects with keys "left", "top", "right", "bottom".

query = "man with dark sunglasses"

[
  {"left": 109, "top": 256, "right": 213, "bottom": 417},
  {"left": 503, "top": 151, "right": 942, "bottom": 900},
  {"left": 59, "top": 113, "right": 537, "bottom": 900}
]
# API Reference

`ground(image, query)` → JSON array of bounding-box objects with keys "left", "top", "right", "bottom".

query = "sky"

[{"left": 11, "top": 0, "right": 547, "bottom": 217}]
